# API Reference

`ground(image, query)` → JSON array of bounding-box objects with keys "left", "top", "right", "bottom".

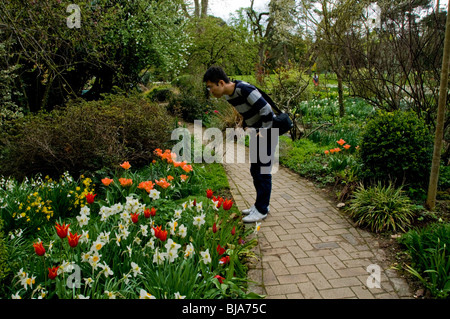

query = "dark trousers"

[{"left": 249, "top": 128, "right": 279, "bottom": 215}]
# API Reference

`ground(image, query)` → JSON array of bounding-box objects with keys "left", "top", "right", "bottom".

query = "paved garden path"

[
  {"left": 187, "top": 122, "right": 412, "bottom": 299},
  {"left": 222, "top": 145, "right": 413, "bottom": 300}
]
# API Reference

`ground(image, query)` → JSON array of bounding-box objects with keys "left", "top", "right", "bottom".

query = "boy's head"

[
  {"left": 203, "top": 66, "right": 230, "bottom": 84},
  {"left": 203, "top": 66, "right": 232, "bottom": 98}
]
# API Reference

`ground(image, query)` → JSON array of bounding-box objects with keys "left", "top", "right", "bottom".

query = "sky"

[{"left": 208, "top": 0, "right": 270, "bottom": 22}]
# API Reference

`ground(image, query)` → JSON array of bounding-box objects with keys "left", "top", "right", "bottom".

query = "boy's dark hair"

[{"left": 203, "top": 66, "right": 230, "bottom": 84}]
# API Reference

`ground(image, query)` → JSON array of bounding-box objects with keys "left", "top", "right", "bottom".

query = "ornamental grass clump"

[{"left": 345, "top": 182, "right": 416, "bottom": 233}]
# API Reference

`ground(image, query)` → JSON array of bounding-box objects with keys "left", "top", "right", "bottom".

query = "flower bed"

[{"left": 3, "top": 149, "right": 261, "bottom": 299}]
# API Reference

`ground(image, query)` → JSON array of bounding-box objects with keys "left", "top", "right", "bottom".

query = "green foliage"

[
  {"left": 400, "top": 223, "right": 450, "bottom": 298},
  {"left": 0, "top": 0, "right": 189, "bottom": 111},
  {"left": 359, "top": 110, "right": 433, "bottom": 188},
  {"left": 0, "top": 94, "right": 174, "bottom": 179},
  {"left": 345, "top": 182, "right": 417, "bottom": 233},
  {"left": 0, "top": 217, "right": 9, "bottom": 297},
  {"left": 186, "top": 16, "right": 258, "bottom": 75}
]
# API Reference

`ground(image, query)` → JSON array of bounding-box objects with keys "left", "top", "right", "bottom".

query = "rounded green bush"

[
  {"left": 359, "top": 110, "right": 433, "bottom": 188},
  {"left": 346, "top": 182, "right": 416, "bottom": 233}
]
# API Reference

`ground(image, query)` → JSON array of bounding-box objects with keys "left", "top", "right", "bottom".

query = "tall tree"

[{"left": 426, "top": 0, "right": 450, "bottom": 211}]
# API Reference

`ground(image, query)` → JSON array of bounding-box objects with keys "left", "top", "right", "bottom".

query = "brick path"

[
  {"left": 186, "top": 121, "right": 412, "bottom": 299},
  {"left": 222, "top": 144, "right": 413, "bottom": 299}
]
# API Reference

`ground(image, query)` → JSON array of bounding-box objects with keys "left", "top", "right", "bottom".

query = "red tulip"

[
  {"left": 144, "top": 207, "right": 157, "bottom": 218},
  {"left": 222, "top": 199, "right": 233, "bottom": 211},
  {"left": 206, "top": 189, "right": 213, "bottom": 199},
  {"left": 85, "top": 193, "right": 97, "bottom": 204},
  {"left": 212, "top": 222, "right": 218, "bottom": 233},
  {"left": 33, "top": 241, "right": 46, "bottom": 256},
  {"left": 48, "top": 266, "right": 59, "bottom": 280},
  {"left": 55, "top": 222, "right": 70, "bottom": 239},
  {"left": 67, "top": 231, "right": 81, "bottom": 248},
  {"left": 231, "top": 226, "right": 236, "bottom": 236},
  {"left": 217, "top": 244, "right": 226, "bottom": 255},
  {"left": 158, "top": 229, "right": 168, "bottom": 242},
  {"left": 219, "top": 256, "right": 230, "bottom": 265},
  {"left": 214, "top": 275, "right": 225, "bottom": 284},
  {"left": 131, "top": 213, "right": 139, "bottom": 224}
]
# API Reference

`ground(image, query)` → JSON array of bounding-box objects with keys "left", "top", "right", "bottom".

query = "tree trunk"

[
  {"left": 201, "top": 0, "right": 208, "bottom": 18},
  {"left": 337, "top": 72, "right": 345, "bottom": 117},
  {"left": 426, "top": 0, "right": 450, "bottom": 211}
]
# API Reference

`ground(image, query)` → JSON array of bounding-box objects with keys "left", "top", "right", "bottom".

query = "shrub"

[
  {"left": 345, "top": 182, "right": 417, "bottom": 233},
  {"left": 400, "top": 223, "right": 450, "bottom": 298},
  {"left": 359, "top": 110, "right": 433, "bottom": 188},
  {"left": 0, "top": 95, "right": 174, "bottom": 179}
]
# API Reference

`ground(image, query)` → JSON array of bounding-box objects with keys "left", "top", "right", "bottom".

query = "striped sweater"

[{"left": 225, "top": 80, "right": 274, "bottom": 129}]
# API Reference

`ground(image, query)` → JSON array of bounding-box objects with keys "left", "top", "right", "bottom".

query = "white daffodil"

[
  {"left": 153, "top": 248, "right": 167, "bottom": 265},
  {"left": 84, "top": 277, "right": 94, "bottom": 287},
  {"left": 174, "top": 292, "right": 186, "bottom": 299},
  {"left": 139, "top": 289, "right": 156, "bottom": 299},
  {"left": 164, "top": 239, "right": 181, "bottom": 252},
  {"left": 140, "top": 224, "right": 149, "bottom": 237},
  {"left": 168, "top": 220, "right": 178, "bottom": 235},
  {"left": 105, "top": 290, "right": 116, "bottom": 299},
  {"left": 254, "top": 222, "right": 261, "bottom": 234},
  {"left": 200, "top": 249, "right": 211, "bottom": 264},
  {"left": 11, "top": 292, "right": 21, "bottom": 299},
  {"left": 149, "top": 189, "right": 160, "bottom": 200},
  {"left": 174, "top": 209, "right": 182, "bottom": 219},
  {"left": 184, "top": 243, "right": 195, "bottom": 259},
  {"left": 76, "top": 213, "right": 89, "bottom": 227},
  {"left": 99, "top": 262, "right": 114, "bottom": 277},
  {"left": 166, "top": 249, "right": 179, "bottom": 263},
  {"left": 178, "top": 224, "right": 187, "bottom": 238},
  {"left": 193, "top": 214, "right": 206, "bottom": 228}
]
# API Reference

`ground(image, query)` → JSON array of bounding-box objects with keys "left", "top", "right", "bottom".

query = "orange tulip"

[
  {"left": 101, "top": 178, "right": 114, "bottom": 186},
  {"left": 119, "top": 178, "right": 133, "bottom": 187},
  {"left": 344, "top": 144, "right": 351, "bottom": 150},
  {"left": 337, "top": 139, "right": 346, "bottom": 146},
  {"left": 138, "top": 181, "right": 154, "bottom": 192},
  {"left": 120, "top": 161, "right": 131, "bottom": 170}
]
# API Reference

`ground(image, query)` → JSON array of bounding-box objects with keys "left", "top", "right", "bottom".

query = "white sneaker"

[
  {"left": 242, "top": 208, "right": 267, "bottom": 223},
  {"left": 242, "top": 206, "right": 269, "bottom": 216},
  {"left": 242, "top": 205, "right": 255, "bottom": 215}
]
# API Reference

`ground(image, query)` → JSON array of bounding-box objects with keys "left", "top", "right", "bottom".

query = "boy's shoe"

[
  {"left": 242, "top": 205, "right": 255, "bottom": 215},
  {"left": 242, "top": 208, "right": 267, "bottom": 223},
  {"left": 242, "top": 205, "right": 269, "bottom": 216}
]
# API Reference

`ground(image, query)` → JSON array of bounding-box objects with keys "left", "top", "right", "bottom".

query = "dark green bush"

[
  {"left": 168, "top": 74, "right": 209, "bottom": 123},
  {"left": 0, "top": 95, "right": 174, "bottom": 179},
  {"left": 359, "top": 110, "right": 433, "bottom": 188}
]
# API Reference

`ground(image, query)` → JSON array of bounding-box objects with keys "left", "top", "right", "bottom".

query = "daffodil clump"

[
  {"left": 0, "top": 173, "right": 95, "bottom": 236},
  {"left": 3, "top": 149, "right": 262, "bottom": 299}
]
